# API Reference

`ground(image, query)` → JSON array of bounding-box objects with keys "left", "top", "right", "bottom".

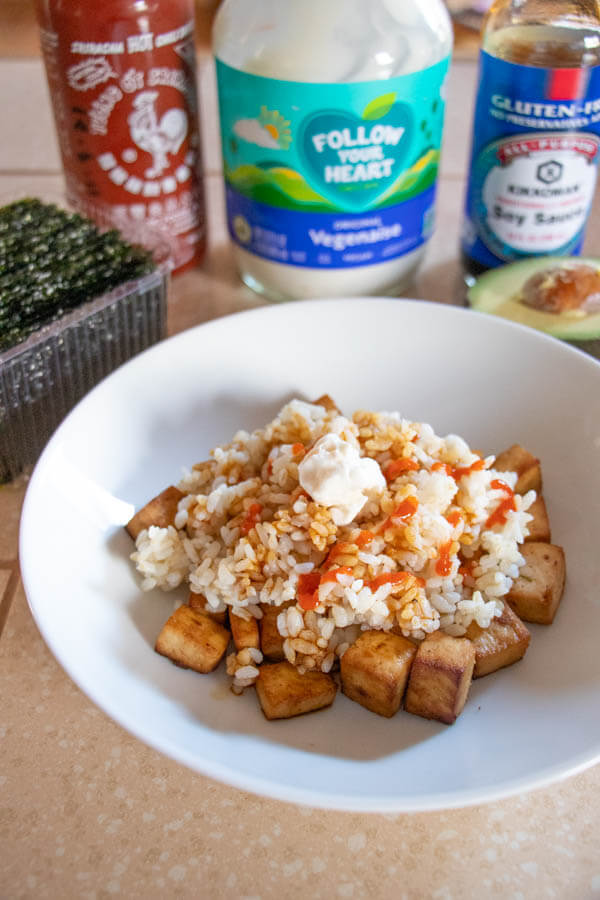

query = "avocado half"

[{"left": 467, "top": 256, "right": 600, "bottom": 353}]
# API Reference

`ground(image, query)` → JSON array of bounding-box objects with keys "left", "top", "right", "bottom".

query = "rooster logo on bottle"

[{"left": 128, "top": 90, "right": 188, "bottom": 178}]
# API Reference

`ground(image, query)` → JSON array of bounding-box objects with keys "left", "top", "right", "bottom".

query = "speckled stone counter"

[{"left": 1, "top": 51, "right": 600, "bottom": 900}]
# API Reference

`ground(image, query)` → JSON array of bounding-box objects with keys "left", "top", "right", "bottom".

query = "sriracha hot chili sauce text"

[
  {"left": 461, "top": 5, "right": 600, "bottom": 279},
  {"left": 213, "top": 0, "right": 452, "bottom": 301},
  {"left": 36, "top": 0, "right": 205, "bottom": 273}
]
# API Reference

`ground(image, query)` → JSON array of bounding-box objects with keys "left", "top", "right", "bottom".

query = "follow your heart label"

[
  {"left": 299, "top": 106, "right": 414, "bottom": 212},
  {"left": 216, "top": 58, "right": 449, "bottom": 269}
]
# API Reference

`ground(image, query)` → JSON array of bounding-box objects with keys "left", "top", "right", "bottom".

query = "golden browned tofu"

[
  {"left": 404, "top": 631, "right": 475, "bottom": 725},
  {"left": 466, "top": 602, "right": 530, "bottom": 678},
  {"left": 340, "top": 630, "right": 416, "bottom": 717},
  {"left": 494, "top": 445, "right": 541, "bottom": 494},
  {"left": 507, "top": 542, "right": 566, "bottom": 625},
  {"left": 230, "top": 612, "right": 260, "bottom": 651},
  {"left": 524, "top": 495, "right": 551, "bottom": 543},
  {"left": 312, "top": 393, "right": 340, "bottom": 413},
  {"left": 155, "top": 605, "right": 230, "bottom": 673},
  {"left": 255, "top": 662, "right": 337, "bottom": 720},
  {"left": 259, "top": 602, "right": 292, "bottom": 661},
  {"left": 126, "top": 486, "right": 184, "bottom": 540},
  {"left": 188, "top": 590, "right": 228, "bottom": 626}
]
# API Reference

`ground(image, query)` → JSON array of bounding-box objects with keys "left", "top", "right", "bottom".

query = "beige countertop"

[{"left": 1, "top": 52, "right": 600, "bottom": 899}]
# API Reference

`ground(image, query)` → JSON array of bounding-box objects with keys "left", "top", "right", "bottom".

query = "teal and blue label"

[
  {"left": 215, "top": 58, "right": 449, "bottom": 269},
  {"left": 463, "top": 51, "right": 600, "bottom": 268}
]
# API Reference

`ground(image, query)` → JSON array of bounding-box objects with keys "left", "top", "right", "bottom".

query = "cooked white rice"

[{"left": 131, "top": 398, "right": 534, "bottom": 681}]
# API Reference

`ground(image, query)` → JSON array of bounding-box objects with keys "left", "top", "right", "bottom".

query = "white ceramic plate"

[{"left": 20, "top": 298, "right": 600, "bottom": 812}]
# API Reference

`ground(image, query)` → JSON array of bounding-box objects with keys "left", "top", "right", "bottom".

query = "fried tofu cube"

[
  {"left": 155, "top": 604, "right": 230, "bottom": 673},
  {"left": 255, "top": 662, "right": 337, "bottom": 720},
  {"left": 507, "top": 542, "right": 566, "bottom": 625},
  {"left": 466, "top": 602, "right": 530, "bottom": 678},
  {"left": 312, "top": 393, "right": 340, "bottom": 413},
  {"left": 524, "top": 495, "right": 551, "bottom": 543},
  {"left": 494, "top": 445, "right": 541, "bottom": 494},
  {"left": 126, "top": 486, "right": 184, "bottom": 540},
  {"left": 404, "top": 631, "right": 475, "bottom": 725},
  {"left": 188, "top": 590, "right": 228, "bottom": 626},
  {"left": 340, "top": 631, "right": 416, "bottom": 717},
  {"left": 259, "top": 602, "right": 292, "bottom": 661},
  {"left": 230, "top": 612, "right": 260, "bottom": 651}
]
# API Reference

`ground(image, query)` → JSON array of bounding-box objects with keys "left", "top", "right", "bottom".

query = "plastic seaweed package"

[{"left": 0, "top": 198, "right": 167, "bottom": 482}]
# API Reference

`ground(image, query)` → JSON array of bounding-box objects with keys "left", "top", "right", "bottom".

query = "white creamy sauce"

[{"left": 298, "top": 432, "right": 386, "bottom": 525}]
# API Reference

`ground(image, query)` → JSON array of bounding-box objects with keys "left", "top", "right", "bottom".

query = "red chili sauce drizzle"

[
  {"left": 458, "top": 558, "right": 475, "bottom": 578},
  {"left": 324, "top": 541, "right": 354, "bottom": 566},
  {"left": 435, "top": 541, "right": 454, "bottom": 576},
  {"left": 384, "top": 458, "right": 419, "bottom": 481},
  {"left": 355, "top": 530, "right": 374, "bottom": 548},
  {"left": 431, "top": 458, "right": 485, "bottom": 479},
  {"left": 451, "top": 458, "right": 485, "bottom": 479},
  {"left": 297, "top": 572, "right": 321, "bottom": 610},
  {"left": 379, "top": 496, "right": 419, "bottom": 533},
  {"left": 367, "top": 571, "right": 425, "bottom": 591},
  {"left": 445, "top": 509, "right": 463, "bottom": 528},
  {"left": 240, "top": 502, "right": 262, "bottom": 535},
  {"left": 298, "top": 558, "right": 427, "bottom": 610},
  {"left": 297, "top": 567, "right": 354, "bottom": 610},
  {"left": 320, "top": 566, "right": 354, "bottom": 584},
  {"left": 485, "top": 479, "right": 516, "bottom": 528}
]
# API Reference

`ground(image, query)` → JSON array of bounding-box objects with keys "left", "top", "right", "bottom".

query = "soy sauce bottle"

[{"left": 461, "top": 0, "right": 600, "bottom": 281}]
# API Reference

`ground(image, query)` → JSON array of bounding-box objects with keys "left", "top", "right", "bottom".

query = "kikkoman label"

[
  {"left": 463, "top": 52, "right": 600, "bottom": 267},
  {"left": 215, "top": 59, "right": 449, "bottom": 269}
]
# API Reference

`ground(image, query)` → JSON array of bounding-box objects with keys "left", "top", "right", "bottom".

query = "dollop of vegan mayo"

[{"left": 298, "top": 433, "right": 385, "bottom": 525}]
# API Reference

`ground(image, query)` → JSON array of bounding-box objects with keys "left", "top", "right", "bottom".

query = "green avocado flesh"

[{"left": 467, "top": 256, "right": 600, "bottom": 341}]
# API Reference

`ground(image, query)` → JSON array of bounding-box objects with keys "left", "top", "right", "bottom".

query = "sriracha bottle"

[{"left": 36, "top": 0, "right": 206, "bottom": 273}]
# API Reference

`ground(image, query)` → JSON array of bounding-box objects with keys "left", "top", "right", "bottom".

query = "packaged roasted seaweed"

[{"left": 0, "top": 198, "right": 155, "bottom": 352}]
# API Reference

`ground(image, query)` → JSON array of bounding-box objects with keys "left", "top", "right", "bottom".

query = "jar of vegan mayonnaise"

[{"left": 212, "top": 0, "right": 453, "bottom": 301}]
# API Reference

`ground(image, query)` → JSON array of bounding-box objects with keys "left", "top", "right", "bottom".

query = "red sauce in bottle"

[{"left": 36, "top": 0, "right": 205, "bottom": 273}]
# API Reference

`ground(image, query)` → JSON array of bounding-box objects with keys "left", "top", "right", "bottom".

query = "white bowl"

[{"left": 20, "top": 298, "right": 600, "bottom": 811}]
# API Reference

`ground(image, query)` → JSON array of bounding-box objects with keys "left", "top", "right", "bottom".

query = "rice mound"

[{"left": 131, "top": 398, "right": 535, "bottom": 689}]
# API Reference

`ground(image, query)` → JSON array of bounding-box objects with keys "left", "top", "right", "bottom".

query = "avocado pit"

[{"left": 521, "top": 263, "right": 600, "bottom": 315}]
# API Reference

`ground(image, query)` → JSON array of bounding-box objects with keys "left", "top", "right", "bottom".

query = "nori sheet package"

[{"left": 0, "top": 198, "right": 168, "bottom": 481}]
